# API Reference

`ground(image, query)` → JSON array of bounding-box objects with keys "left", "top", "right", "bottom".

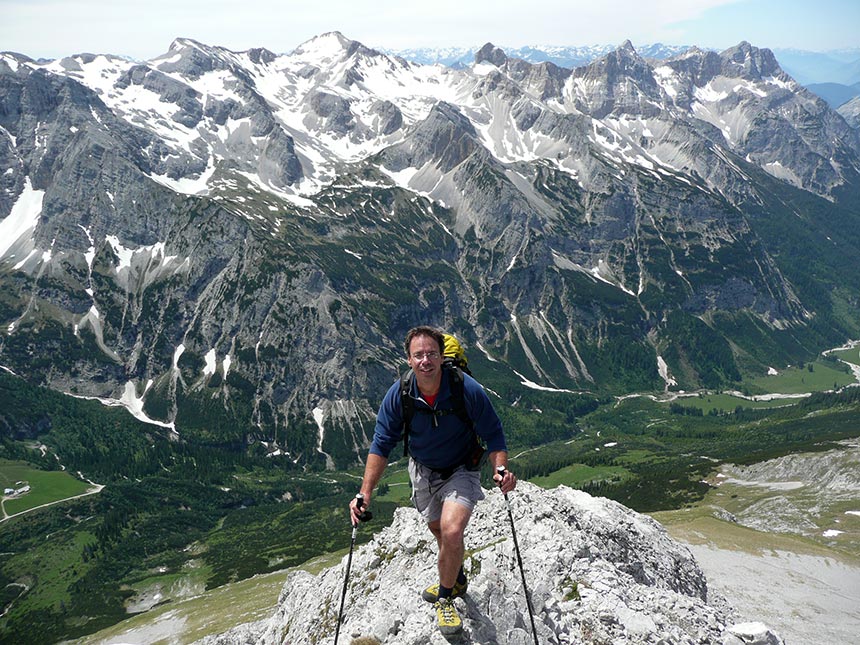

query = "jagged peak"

[
  {"left": 612, "top": 39, "right": 646, "bottom": 65},
  {"left": 167, "top": 36, "right": 209, "bottom": 54},
  {"left": 150, "top": 37, "right": 237, "bottom": 79},
  {"left": 161, "top": 37, "right": 273, "bottom": 65},
  {"left": 721, "top": 40, "right": 781, "bottom": 63},
  {"left": 245, "top": 47, "right": 277, "bottom": 65},
  {"left": 154, "top": 37, "right": 233, "bottom": 68},
  {"left": 575, "top": 38, "right": 651, "bottom": 84},
  {"left": 720, "top": 41, "right": 784, "bottom": 80},
  {"left": 475, "top": 42, "right": 508, "bottom": 67},
  {"left": 676, "top": 45, "right": 707, "bottom": 59},
  {"left": 290, "top": 31, "right": 382, "bottom": 62},
  {"left": 728, "top": 40, "right": 754, "bottom": 53},
  {"left": 293, "top": 30, "right": 352, "bottom": 51}
]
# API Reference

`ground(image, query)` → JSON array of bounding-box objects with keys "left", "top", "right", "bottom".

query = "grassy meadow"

[{"left": 0, "top": 459, "right": 94, "bottom": 517}]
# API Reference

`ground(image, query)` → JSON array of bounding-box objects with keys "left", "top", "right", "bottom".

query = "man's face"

[{"left": 407, "top": 334, "right": 443, "bottom": 384}]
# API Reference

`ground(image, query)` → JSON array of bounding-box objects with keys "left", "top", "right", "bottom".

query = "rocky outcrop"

[
  {"left": 838, "top": 96, "right": 860, "bottom": 129},
  {"left": 196, "top": 484, "right": 783, "bottom": 644}
]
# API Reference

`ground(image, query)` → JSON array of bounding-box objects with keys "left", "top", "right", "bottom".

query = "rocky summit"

[{"left": 196, "top": 483, "right": 782, "bottom": 645}]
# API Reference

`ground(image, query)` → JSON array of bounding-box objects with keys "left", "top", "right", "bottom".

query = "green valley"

[{"left": 2, "top": 351, "right": 859, "bottom": 643}]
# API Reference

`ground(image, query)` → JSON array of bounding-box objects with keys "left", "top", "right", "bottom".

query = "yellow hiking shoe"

[
  {"left": 433, "top": 598, "right": 463, "bottom": 635},
  {"left": 421, "top": 579, "right": 468, "bottom": 602}
]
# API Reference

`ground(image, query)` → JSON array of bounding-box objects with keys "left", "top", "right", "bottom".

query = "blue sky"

[{"left": 2, "top": 0, "right": 858, "bottom": 60}]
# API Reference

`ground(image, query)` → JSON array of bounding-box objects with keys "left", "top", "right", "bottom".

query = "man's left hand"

[{"left": 494, "top": 468, "right": 517, "bottom": 494}]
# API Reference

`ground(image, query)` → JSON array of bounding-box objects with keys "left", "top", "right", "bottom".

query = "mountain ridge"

[
  {"left": 1, "top": 34, "right": 860, "bottom": 468},
  {"left": 194, "top": 482, "right": 784, "bottom": 644}
]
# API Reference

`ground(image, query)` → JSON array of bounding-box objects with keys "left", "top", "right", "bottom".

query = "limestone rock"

[{"left": 196, "top": 483, "right": 783, "bottom": 644}]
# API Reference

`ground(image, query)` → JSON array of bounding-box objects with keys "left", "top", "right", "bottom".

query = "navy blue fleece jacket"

[{"left": 369, "top": 368, "right": 507, "bottom": 471}]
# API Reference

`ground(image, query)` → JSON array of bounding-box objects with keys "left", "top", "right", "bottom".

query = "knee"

[{"left": 440, "top": 522, "right": 466, "bottom": 546}]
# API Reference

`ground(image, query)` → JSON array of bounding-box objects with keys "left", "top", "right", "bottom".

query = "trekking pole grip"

[
  {"left": 496, "top": 465, "right": 509, "bottom": 498},
  {"left": 354, "top": 493, "right": 373, "bottom": 524}
]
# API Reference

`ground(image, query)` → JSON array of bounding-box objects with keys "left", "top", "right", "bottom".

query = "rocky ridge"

[{"left": 196, "top": 483, "right": 783, "bottom": 645}]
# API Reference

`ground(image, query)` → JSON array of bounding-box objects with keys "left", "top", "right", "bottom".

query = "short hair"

[{"left": 404, "top": 326, "right": 445, "bottom": 357}]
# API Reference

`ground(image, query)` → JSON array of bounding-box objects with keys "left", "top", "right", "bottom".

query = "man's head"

[
  {"left": 404, "top": 326, "right": 445, "bottom": 359},
  {"left": 404, "top": 326, "right": 445, "bottom": 391}
]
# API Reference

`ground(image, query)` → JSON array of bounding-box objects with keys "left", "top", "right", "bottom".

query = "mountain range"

[
  {"left": 390, "top": 43, "right": 860, "bottom": 109},
  {"left": 1, "top": 31, "right": 860, "bottom": 469},
  {"left": 386, "top": 42, "right": 693, "bottom": 69}
]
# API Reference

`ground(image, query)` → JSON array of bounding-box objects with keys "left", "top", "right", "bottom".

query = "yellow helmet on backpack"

[{"left": 442, "top": 333, "right": 469, "bottom": 373}]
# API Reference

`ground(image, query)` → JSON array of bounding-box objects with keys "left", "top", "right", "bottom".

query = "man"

[{"left": 349, "top": 326, "right": 516, "bottom": 635}]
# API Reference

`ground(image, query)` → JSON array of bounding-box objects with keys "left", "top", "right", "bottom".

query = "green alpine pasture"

[
  {"left": 530, "top": 463, "right": 631, "bottom": 489},
  {"left": 749, "top": 359, "right": 855, "bottom": 394},
  {"left": 0, "top": 458, "right": 93, "bottom": 517}
]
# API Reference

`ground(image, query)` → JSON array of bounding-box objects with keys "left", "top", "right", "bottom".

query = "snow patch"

[
  {"left": 694, "top": 84, "right": 729, "bottom": 103},
  {"left": 657, "top": 356, "right": 677, "bottom": 388},
  {"left": 0, "top": 177, "right": 44, "bottom": 260},
  {"left": 203, "top": 349, "right": 217, "bottom": 377},
  {"left": 380, "top": 165, "right": 419, "bottom": 187},
  {"left": 149, "top": 160, "right": 216, "bottom": 195},
  {"left": 312, "top": 405, "right": 335, "bottom": 469},
  {"left": 69, "top": 382, "right": 176, "bottom": 432},
  {"left": 173, "top": 344, "right": 185, "bottom": 371}
]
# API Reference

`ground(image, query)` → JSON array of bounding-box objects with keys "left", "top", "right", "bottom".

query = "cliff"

[{"left": 197, "top": 483, "right": 783, "bottom": 644}]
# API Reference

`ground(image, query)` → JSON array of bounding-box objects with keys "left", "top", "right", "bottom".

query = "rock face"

[
  {"left": 196, "top": 483, "right": 783, "bottom": 644},
  {"left": 839, "top": 96, "right": 860, "bottom": 129}
]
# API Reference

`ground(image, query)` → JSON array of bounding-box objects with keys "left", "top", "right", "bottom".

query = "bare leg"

[{"left": 428, "top": 500, "right": 471, "bottom": 588}]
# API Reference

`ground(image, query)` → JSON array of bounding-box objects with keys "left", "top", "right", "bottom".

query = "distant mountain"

[
  {"left": 391, "top": 43, "right": 860, "bottom": 114},
  {"left": 384, "top": 45, "right": 476, "bottom": 67},
  {"left": 391, "top": 44, "right": 860, "bottom": 86},
  {"left": 773, "top": 47, "right": 860, "bottom": 85},
  {"left": 2, "top": 33, "right": 860, "bottom": 469},
  {"left": 387, "top": 42, "right": 694, "bottom": 69},
  {"left": 806, "top": 81, "right": 860, "bottom": 109}
]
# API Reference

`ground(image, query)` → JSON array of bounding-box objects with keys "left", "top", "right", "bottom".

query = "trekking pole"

[
  {"left": 334, "top": 493, "right": 372, "bottom": 645},
  {"left": 497, "top": 466, "right": 539, "bottom": 645}
]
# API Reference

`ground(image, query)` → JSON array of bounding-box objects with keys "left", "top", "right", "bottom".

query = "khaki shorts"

[{"left": 409, "top": 458, "right": 485, "bottom": 523}]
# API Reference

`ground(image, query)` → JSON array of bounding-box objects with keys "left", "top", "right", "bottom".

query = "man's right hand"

[{"left": 349, "top": 492, "right": 371, "bottom": 526}]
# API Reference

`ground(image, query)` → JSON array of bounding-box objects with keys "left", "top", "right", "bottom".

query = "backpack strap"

[
  {"left": 444, "top": 364, "right": 485, "bottom": 471},
  {"left": 443, "top": 362, "right": 472, "bottom": 429},
  {"left": 399, "top": 369, "right": 415, "bottom": 459}
]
